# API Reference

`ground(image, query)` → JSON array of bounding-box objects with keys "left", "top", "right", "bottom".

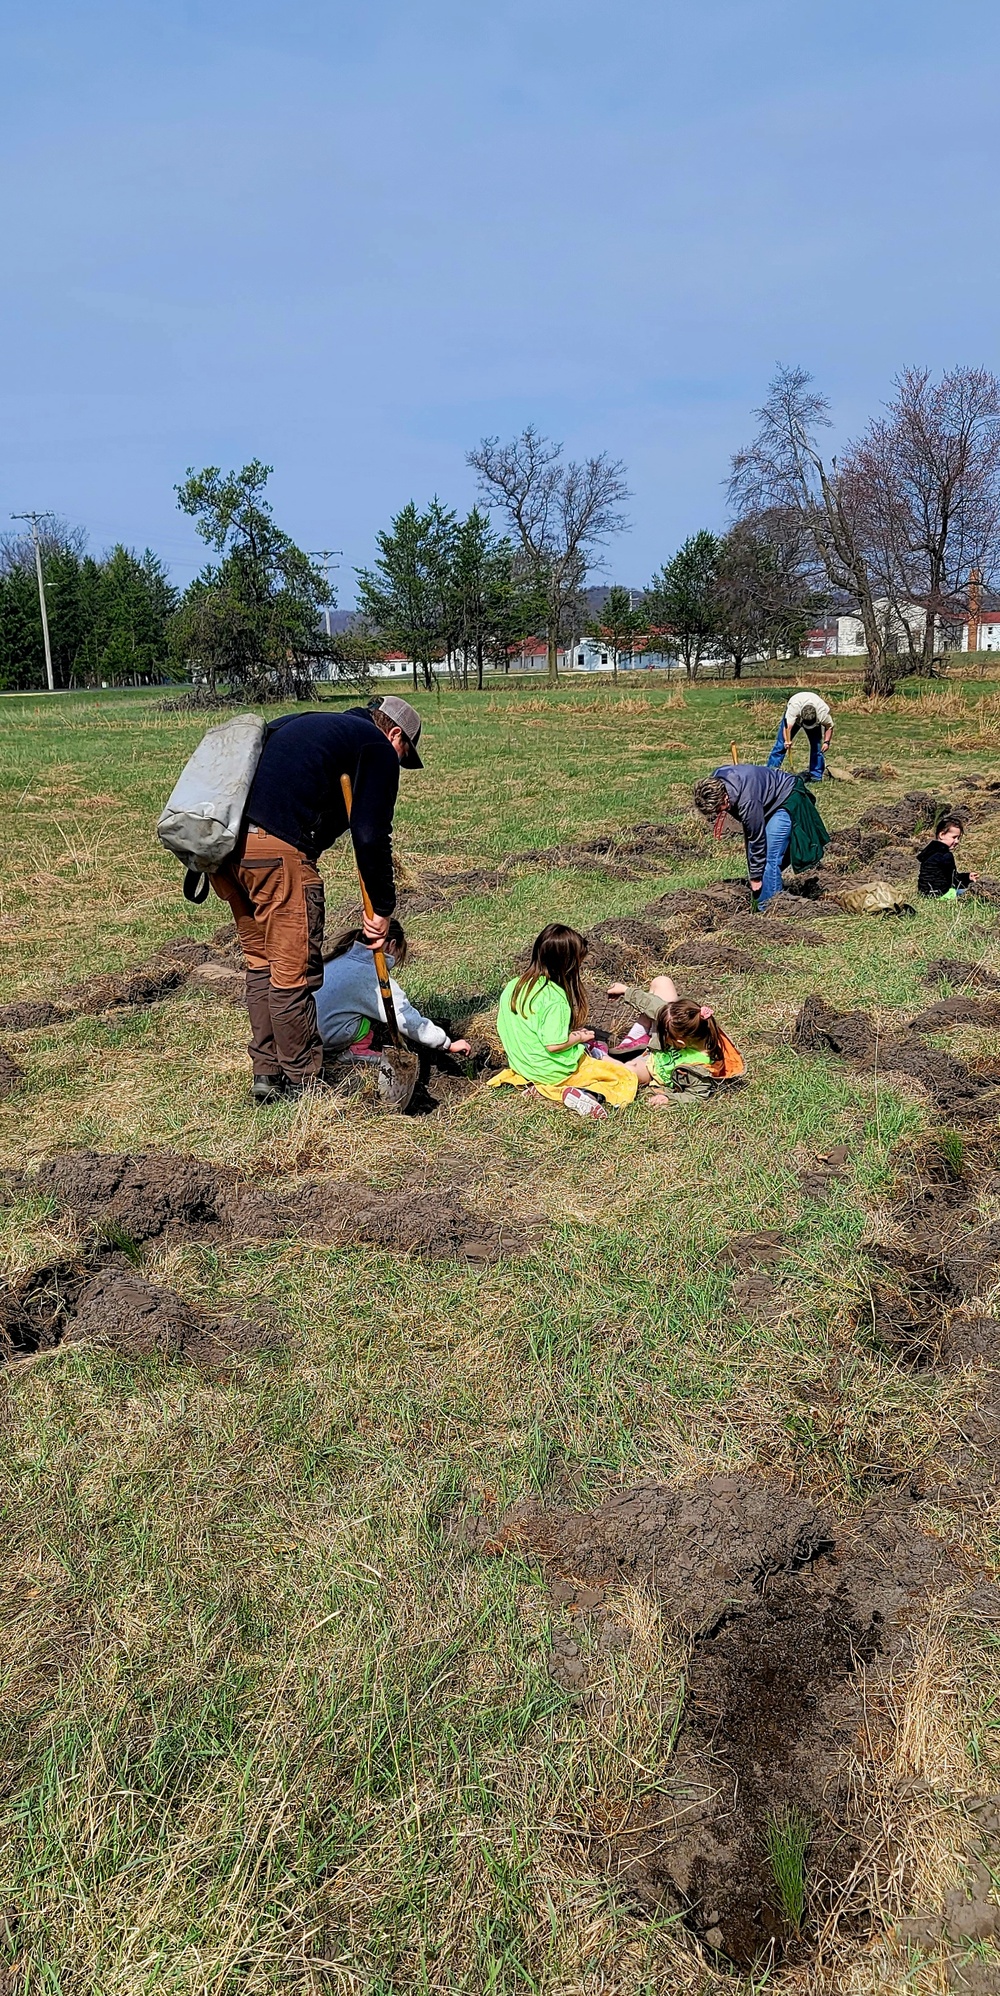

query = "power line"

[
  {"left": 11, "top": 511, "right": 55, "bottom": 691},
  {"left": 309, "top": 549, "right": 342, "bottom": 636}
]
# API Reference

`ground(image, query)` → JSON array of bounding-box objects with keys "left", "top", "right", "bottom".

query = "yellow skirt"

[{"left": 489, "top": 1053, "right": 638, "bottom": 1107}]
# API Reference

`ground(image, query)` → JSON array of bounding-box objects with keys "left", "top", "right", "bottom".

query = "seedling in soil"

[
  {"left": 936, "top": 1127, "right": 967, "bottom": 1178},
  {"left": 94, "top": 1220, "right": 143, "bottom": 1265},
  {"left": 765, "top": 1808, "right": 812, "bottom": 1931}
]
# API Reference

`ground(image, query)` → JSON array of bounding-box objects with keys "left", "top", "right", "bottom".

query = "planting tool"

[
  {"left": 730, "top": 740, "right": 739, "bottom": 763},
  {"left": 339, "top": 774, "right": 419, "bottom": 1112}
]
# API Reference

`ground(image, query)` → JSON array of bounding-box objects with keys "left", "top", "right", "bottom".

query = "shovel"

[{"left": 338, "top": 774, "right": 420, "bottom": 1113}]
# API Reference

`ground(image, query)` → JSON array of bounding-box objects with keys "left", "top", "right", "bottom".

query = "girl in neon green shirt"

[{"left": 491, "top": 924, "right": 638, "bottom": 1120}]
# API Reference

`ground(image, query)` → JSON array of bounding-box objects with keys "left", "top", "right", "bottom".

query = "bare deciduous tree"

[
  {"left": 730, "top": 365, "right": 896, "bottom": 694},
  {"left": 713, "top": 510, "right": 824, "bottom": 677},
  {"left": 468, "top": 427, "right": 629, "bottom": 684},
  {"left": 845, "top": 366, "right": 1000, "bottom": 673}
]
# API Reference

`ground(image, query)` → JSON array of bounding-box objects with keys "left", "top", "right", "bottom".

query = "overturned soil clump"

[
  {"left": 35, "top": 1149, "right": 526, "bottom": 1263},
  {"left": 490, "top": 1473, "right": 954, "bottom": 1967},
  {"left": 793, "top": 994, "right": 1000, "bottom": 1120},
  {"left": 669, "top": 938, "right": 774, "bottom": 977},
  {"left": 924, "top": 959, "right": 1000, "bottom": 992},
  {"left": 0, "top": 999, "right": 66, "bottom": 1031},
  {"left": 0, "top": 1252, "right": 275, "bottom": 1367},
  {"left": 37, "top": 1151, "right": 236, "bottom": 1244}
]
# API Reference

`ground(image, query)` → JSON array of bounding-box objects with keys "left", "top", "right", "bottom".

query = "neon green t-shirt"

[
  {"left": 497, "top": 977, "right": 582, "bottom": 1082},
  {"left": 646, "top": 1046, "right": 711, "bottom": 1087}
]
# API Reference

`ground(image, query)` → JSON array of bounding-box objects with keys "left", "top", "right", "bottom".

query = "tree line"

[
  {"left": 3, "top": 362, "right": 998, "bottom": 698},
  {"left": 0, "top": 527, "right": 179, "bottom": 690}
]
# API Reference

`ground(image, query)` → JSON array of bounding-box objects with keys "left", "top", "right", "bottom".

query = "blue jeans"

[
  {"left": 757, "top": 807, "right": 792, "bottom": 907},
  {"left": 767, "top": 719, "right": 824, "bottom": 782}
]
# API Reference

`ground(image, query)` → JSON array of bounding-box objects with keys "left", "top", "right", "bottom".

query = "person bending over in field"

[
  {"left": 917, "top": 817, "right": 978, "bottom": 899},
  {"left": 693, "top": 764, "right": 829, "bottom": 910},
  {"left": 766, "top": 690, "right": 834, "bottom": 782},
  {"left": 489, "top": 924, "right": 638, "bottom": 1121},
  {"left": 317, "top": 922, "right": 471, "bottom": 1062},
  {"left": 211, "top": 694, "right": 423, "bottom": 1103}
]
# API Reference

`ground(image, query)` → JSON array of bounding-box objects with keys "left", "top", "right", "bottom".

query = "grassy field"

[{"left": 1, "top": 675, "right": 1000, "bottom": 1994}]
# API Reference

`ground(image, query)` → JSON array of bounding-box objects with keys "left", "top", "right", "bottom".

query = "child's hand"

[
  {"left": 568, "top": 1028, "right": 595, "bottom": 1045},
  {"left": 607, "top": 982, "right": 627, "bottom": 996},
  {"left": 449, "top": 1038, "right": 472, "bottom": 1056}
]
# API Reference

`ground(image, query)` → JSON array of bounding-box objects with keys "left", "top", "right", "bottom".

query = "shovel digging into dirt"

[{"left": 338, "top": 774, "right": 420, "bottom": 1113}]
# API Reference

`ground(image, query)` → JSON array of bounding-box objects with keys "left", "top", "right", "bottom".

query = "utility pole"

[
  {"left": 12, "top": 511, "right": 55, "bottom": 690},
  {"left": 309, "top": 549, "right": 342, "bottom": 637}
]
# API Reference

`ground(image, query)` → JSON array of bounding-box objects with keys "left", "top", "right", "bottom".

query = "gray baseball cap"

[{"left": 376, "top": 694, "right": 424, "bottom": 767}]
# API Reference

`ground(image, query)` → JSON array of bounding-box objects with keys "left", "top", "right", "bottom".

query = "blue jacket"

[
  {"left": 245, "top": 709, "right": 399, "bottom": 913},
  {"left": 712, "top": 763, "right": 795, "bottom": 880}
]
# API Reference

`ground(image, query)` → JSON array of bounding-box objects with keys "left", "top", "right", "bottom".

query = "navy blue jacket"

[
  {"left": 712, "top": 763, "right": 796, "bottom": 880},
  {"left": 245, "top": 710, "right": 399, "bottom": 914}
]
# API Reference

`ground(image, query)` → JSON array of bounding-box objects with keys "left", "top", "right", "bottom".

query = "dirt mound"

[
  {"left": 793, "top": 993, "right": 877, "bottom": 1061},
  {"left": 725, "top": 913, "right": 825, "bottom": 946},
  {"left": 37, "top": 1151, "right": 235, "bottom": 1243},
  {"left": 58, "top": 964, "right": 190, "bottom": 1016},
  {"left": 503, "top": 1474, "right": 831, "bottom": 1631},
  {"left": 0, "top": 936, "right": 245, "bottom": 1034},
  {"left": 35, "top": 1150, "right": 525, "bottom": 1264},
  {"left": 858, "top": 790, "right": 940, "bottom": 837},
  {"left": 924, "top": 959, "right": 1000, "bottom": 992},
  {"left": 795, "top": 998, "right": 1000, "bottom": 1119},
  {"left": 643, "top": 886, "right": 745, "bottom": 925},
  {"left": 798, "top": 1144, "right": 849, "bottom": 1199},
  {"left": 909, "top": 996, "right": 1000, "bottom": 1031},
  {"left": 0, "top": 999, "right": 66, "bottom": 1030},
  {"left": 879, "top": 1041, "right": 1000, "bottom": 1120},
  {"left": 0, "top": 1254, "right": 274, "bottom": 1367},
  {"left": 493, "top": 1474, "right": 955, "bottom": 1966},
  {"left": 721, "top": 1229, "right": 789, "bottom": 1270},
  {"left": 586, "top": 917, "right": 675, "bottom": 982},
  {"left": 669, "top": 938, "right": 773, "bottom": 976},
  {"left": 0, "top": 1047, "right": 24, "bottom": 1096}
]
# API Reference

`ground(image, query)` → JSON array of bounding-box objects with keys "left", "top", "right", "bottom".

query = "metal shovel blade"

[{"left": 375, "top": 1046, "right": 420, "bottom": 1113}]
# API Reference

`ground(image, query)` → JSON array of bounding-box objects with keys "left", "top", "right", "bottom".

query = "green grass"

[
  {"left": 0, "top": 674, "right": 999, "bottom": 1992},
  {"left": 765, "top": 1809, "right": 812, "bottom": 1931}
]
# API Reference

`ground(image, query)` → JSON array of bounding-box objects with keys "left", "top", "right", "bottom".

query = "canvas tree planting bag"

[{"left": 157, "top": 713, "right": 268, "bottom": 900}]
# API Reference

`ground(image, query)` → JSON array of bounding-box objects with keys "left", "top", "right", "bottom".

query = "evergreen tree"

[
  {"left": 356, "top": 499, "right": 457, "bottom": 690},
  {"left": 169, "top": 461, "right": 356, "bottom": 698}
]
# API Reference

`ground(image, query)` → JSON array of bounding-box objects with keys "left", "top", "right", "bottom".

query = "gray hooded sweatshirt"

[{"left": 314, "top": 941, "right": 452, "bottom": 1052}]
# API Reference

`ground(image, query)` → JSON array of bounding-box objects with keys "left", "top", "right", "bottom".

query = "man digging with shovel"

[{"left": 211, "top": 695, "right": 423, "bottom": 1105}]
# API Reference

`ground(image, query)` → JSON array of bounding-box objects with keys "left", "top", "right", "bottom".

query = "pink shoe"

[
  {"left": 562, "top": 1086, "right": 608, "bottom": 1120},
  {"left": 616, "top": 1022, "right": 650, "bottom": 1052}
]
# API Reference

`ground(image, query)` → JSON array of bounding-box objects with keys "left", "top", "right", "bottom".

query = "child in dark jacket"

[{"left": 917, "top": 818, "right": 977, "bottom": 898}]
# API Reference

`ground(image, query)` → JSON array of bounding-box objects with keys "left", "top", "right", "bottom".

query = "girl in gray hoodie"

[{"left": 315, "top": 924, "right": 470, "bottom": 1056}]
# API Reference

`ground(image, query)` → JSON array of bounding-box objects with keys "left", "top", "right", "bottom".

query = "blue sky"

[{"left": 2, "top": 0, "right": 998, "bottom": 601}]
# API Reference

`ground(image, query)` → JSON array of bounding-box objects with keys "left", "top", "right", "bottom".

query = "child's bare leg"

[
  {"left": 625, "top": 1055, "right": 654, "bottom": 1085},
  {"left": 647, "top": 974, "right": 678, "bottom": 1005}
]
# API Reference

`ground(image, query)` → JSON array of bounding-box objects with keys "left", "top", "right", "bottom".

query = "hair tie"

[{"left": 700, "top": 1005, "right": 714, "bottom": 1021}]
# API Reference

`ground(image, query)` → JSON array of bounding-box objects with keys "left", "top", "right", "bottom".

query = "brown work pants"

[{"left": 212, "top": 828, "right": 325, "bottom": 1083}]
